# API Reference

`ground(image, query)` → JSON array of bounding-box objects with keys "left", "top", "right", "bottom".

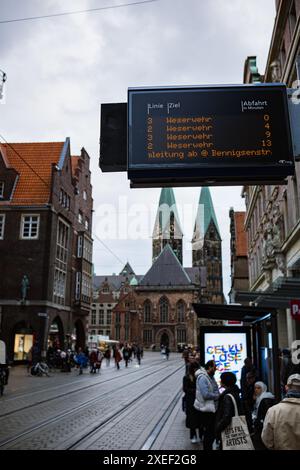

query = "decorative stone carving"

[
  {"left": 276, "top": 253, "right": 286, "bottom": 274},
  {"left": 270, "top": 60, "right": 281, "bottom": 83}
]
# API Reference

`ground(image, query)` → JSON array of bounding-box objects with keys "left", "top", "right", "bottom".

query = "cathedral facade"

[{"left": 110, "top": 187, "right": 224, "bottom": 350}]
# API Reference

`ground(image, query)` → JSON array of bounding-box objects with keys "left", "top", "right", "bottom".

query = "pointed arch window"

[
  {"left": 144, "top": 300, "right": 152, "bottom": 323},
  {"left": 159, "top": 297, "right": 169, "bottom": 323},
  {"left": 177, "top": 300, "right": 185, "bottom": 323}
]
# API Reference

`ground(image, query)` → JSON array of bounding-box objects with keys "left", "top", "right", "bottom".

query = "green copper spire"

[{"left": 197, "top": 187, "right": 220, "bottom": 237}]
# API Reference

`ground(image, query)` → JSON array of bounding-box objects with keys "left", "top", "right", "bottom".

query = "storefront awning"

[{"left": 236, "top": 276, "right": 300, "bottom": 308}]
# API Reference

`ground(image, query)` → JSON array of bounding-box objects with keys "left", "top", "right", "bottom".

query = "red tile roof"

[
  {"left": 0, "top": 142, "right": 64, "bottom": 205},
  {"left": 234, "top": 212, "right": 248, "bottom": 257}
]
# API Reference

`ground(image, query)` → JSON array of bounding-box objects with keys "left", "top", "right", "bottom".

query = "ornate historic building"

[
  {"left": 0, "top": 140, "right": 93, "bottom": 361},
  {"left": 111, "top": 244, "right": 203, "bottom": 350},
  {"left": 192, "top": 187, "right": 224, "bottom": 304},
  {"left": 228, "top": 209, "right": 249, "bottom": 303},
  {"left": 241, "top": 0, "right": 300, "bottom": 346}
]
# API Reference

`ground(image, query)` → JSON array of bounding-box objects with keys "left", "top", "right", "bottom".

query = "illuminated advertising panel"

[{"left": 204, "top": 332, "right": 248, "bottom": 388}]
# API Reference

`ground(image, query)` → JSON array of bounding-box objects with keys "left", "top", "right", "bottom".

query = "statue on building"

[
  {"left": 270, "top": 60, "right": 281, "bottom": 83},
  {"left": 21, "top": 275, "right": 29, "bottom": 301},
  {"left": 276, "top": 254, "right": 286, "bottom": 274}
]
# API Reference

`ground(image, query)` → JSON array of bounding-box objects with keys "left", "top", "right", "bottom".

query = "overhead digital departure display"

[{"left": 128, "top": 85, "right": 294, "bottom": 186}]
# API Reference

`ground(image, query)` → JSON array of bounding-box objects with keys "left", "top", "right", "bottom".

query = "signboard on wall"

[
  {"left": 128, "top": 84, "right": 294, "bottom": 187},
  {"left": 291, "top": 299, "right": 300, "bottom": 322},
  {"left": 203, "top": 331, "right": 248, "bottom": 387}
]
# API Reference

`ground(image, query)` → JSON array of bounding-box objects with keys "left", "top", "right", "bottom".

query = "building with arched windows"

[
  {"left": 111, "top": 244, "right": 205, "bottom": 350},
  {"left": 107, "top": 187, "right": 223, "bottom": 350}
]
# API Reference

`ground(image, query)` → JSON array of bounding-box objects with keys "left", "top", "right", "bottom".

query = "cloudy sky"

[{"left": 0, "top": 0, "right": 276, "bottom": 299}]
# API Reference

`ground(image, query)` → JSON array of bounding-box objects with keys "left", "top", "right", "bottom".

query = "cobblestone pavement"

[{"left": 0, "top": 352, "right": 201, "bottom": 450}]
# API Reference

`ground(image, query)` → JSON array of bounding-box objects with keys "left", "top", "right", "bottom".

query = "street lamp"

[{"left": 0, "top": 70, "right": 7, "bottom": 101}]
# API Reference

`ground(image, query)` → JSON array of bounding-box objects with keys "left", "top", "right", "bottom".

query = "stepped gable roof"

[
  {"left": 0, "top": 141, "right": 65, "bottom": 205},
  {"left": 139, "top": 244, "right": 191, "bottom": 287}
]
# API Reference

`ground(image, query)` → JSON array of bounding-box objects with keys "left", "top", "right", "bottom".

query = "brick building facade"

[
  {"left": 0, "top": 139, "right": 93, "bottom": 361},
  {"left": 241, "top": 0, "right": 300, "bottom": 346}
]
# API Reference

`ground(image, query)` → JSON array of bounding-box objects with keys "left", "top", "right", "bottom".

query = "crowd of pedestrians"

[
  {"left": 182, "top": 348, "right": 300, "bottom": 450},
  {"left": 25, "top": 342, "right": 145, "bottom": 376}
]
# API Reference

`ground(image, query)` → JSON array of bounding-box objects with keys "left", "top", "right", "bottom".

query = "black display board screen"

[{"left": 128, "top": 84, "right": 294, "bottom": 186}]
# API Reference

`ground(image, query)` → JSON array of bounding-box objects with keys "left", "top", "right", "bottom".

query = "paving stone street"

[{"left": 0, "top": 352, "right": 203, "bottom": 451}]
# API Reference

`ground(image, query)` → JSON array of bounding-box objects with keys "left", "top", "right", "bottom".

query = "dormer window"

[{"left": 0, "top": 181, "right": 4, "bottom": 198}]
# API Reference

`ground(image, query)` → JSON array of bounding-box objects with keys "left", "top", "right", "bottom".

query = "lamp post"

[{"left": 0, "top": 70, "right": 7, "bottom": 100}]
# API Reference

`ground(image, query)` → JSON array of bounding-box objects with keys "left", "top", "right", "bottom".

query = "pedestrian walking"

[
  {"left": 104, "top": 347, "right": 111, "bottom": 368},
  {"left": 165, "top": 345, "right": 170, "bottom": 360},
  {"left": 136, "top": 345, "right": 142, "bottom": 365},
  {"left": 89, "top": 349, "right": 98, "bottom": 374},
  {"left": 114, "top": 347, "right": 122, "bottom": 370},
  {"left": 75, "top": 348, "right": 86, "bottom": 375},
  {"left": 123, "top": 344, "right": 131, "bottom": 368},
  {"left": 194, "top": 360, "right": 220, "bottom": 450},
  {"left": 183, "top": 362, "right": 202, "bottom": 443},
  {"left": 215, "top": 372, "right": 244, "bottom": 449},
  {"left": 262, "top": 374, "right": 300, "bottom": 450}
]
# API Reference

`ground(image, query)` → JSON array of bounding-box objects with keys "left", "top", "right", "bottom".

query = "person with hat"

[{"left": 262, "top": 374, "right": 300, "bottom": 450}]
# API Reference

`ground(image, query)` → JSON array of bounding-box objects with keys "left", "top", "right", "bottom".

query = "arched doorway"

[
  {"left": 48, "top": 316, "right": 64, "bottom": 350},
  {"left": 161, "top": 332, "right": 169, "bottom": 347},
  {"left": 74, "top": 319, "right": 86, "bottom": 351}
]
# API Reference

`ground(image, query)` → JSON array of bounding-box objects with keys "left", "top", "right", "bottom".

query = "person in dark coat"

[
  {"left": 241, "top": 358, "right": 256, "bottom": 399},
  {"left": 251, "top": 381, "right": 275, "bottom": 450},
  {"left": 182, "top": 361, "right": 202, "bottom": 443},
  {"left": 242, "top": 370, "right": 257, "bottom": 431},
  {"left": 215, "top": 372, "right": 243, "bottom": 449}
]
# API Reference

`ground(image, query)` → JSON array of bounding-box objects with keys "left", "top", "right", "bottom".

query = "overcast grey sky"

[{"left": 0, "top": 0, "right": 276, "bottom": 299}]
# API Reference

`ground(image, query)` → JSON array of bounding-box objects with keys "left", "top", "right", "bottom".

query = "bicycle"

[{"left": 31, "top": 362, "right": 50, "bottom": 377}]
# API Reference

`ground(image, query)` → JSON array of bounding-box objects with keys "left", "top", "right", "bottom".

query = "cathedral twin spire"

[{"left": 152, "top": 187, "right": 221, "bottom": 265}]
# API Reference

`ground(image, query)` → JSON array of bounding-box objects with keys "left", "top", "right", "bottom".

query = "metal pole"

[{"left": 271, "top": 312, "right": 281, "bottom": 402}]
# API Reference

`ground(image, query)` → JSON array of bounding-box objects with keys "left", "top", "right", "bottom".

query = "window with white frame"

[
  {"left": 0, "top": 182, "right": 4, "bottom": 198},
  {"left": 99, "top": 310, "right": 104, "bottom": 325},
  {"left": 85, "top": 218, "right": 89, "bottom": 231},
  {"left": 53, "top": 219, "right": 69, "bottom": 305},
  {"left": 143, "top": 330, "right": 152, "bottom": 343},
  {"left": 107, "top": 310, "right": 112, "bottom": 324},
  {"left": 177, "top": 329, "right": 187, "bottom": 343},
  {"left": 78, "top": 211, "right": 83, "bottom": 224},
  {"left": 0, "top": 214, "right": 5, "bottom": 239},
  {"left": 21, "top": 214, "right": 40, "bottom": 239},
  {"left": 83, "top": 190, "right": 87, "bottom": 200},
  {"left": 83, "top": 237, "right": 92, "bottom": 263},
  {"left": 81, "top": 272, "right": 91, "bottom": 303}
]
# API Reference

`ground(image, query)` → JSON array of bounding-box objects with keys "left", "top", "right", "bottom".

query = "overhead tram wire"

[
  {"left": 0, "top": 134, "right": 126, "bottom": 267},
  {"left": 0, "top": 0, "right": 161, "bottom": 24}
]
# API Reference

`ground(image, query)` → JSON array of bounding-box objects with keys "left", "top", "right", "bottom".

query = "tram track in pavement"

[
  {"left": 0, "top": 357, "right": 170, "bottom": 418},
  {"left": 66, "top": 365, "right": 184, "bottom": 450},
  {"left": 0, "top": 362, "right": 184, "bottom": 449}
]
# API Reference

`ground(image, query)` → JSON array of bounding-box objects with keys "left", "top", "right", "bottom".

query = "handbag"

[{"left": 221, "top": 394, "right": 255, "bottom": 450}]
